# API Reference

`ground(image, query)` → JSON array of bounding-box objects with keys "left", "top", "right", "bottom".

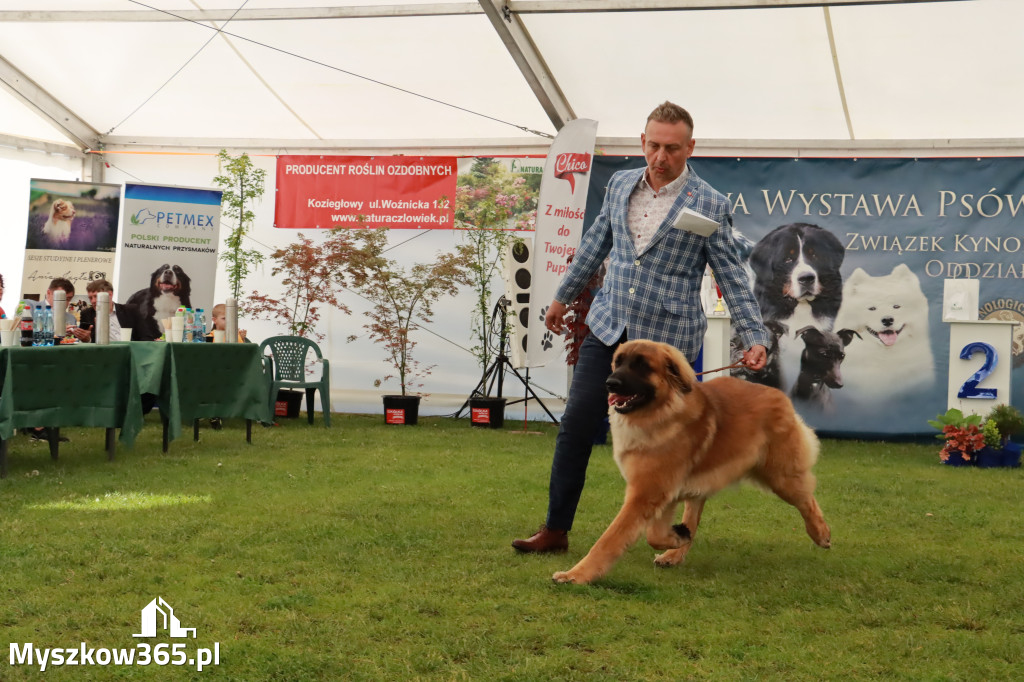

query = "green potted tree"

[
  {"left": 347, "top": 228, "right": 474, "bottom": 425},
  {"left": 213, "top": 150, "right": 266, "bottom": 301},
  {"left": 454, "top": 158, "right": 537, "bottom": 428}
]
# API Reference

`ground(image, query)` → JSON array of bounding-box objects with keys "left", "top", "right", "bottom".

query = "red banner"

[{"left": 275, "top": 155, "right": 457, "bottom": 229}]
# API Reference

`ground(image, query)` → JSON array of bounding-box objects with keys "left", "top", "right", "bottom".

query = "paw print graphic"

[
  {"left": 541, "top": 330, "right": 554, "bottom": 351},
  {"left": 538, "top": 305, "right": 549, "bottom": 323}
]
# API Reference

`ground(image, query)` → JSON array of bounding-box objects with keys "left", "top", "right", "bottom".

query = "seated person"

[
  {"left": 72, "top": 279, "right": 159, "bottom": 342},
  {"left": 206, "top": 303, "right": 250, "bottom": 343}
]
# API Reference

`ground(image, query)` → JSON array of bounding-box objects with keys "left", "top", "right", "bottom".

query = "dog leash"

[{"left": 694, "top": 360, "right": 747, "bottom": 377}]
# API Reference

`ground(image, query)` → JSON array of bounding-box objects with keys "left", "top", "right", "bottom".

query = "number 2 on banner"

[{"left": 957, "top": 341, "right": 998, "bottom": 399}]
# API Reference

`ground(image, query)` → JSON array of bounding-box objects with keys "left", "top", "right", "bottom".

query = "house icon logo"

[{"left": 133, "top": 597, "right": 196, "bottom": 638}]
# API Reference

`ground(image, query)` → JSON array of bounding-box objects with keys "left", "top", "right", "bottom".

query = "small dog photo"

[
  {"left": 126, "top": 264, "right": 194, "bottom": 323},
  {"left": 41, "top": 199, "right": 76, "bottom": 247}
]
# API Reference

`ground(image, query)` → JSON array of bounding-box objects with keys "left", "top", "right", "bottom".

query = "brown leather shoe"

[{"left": 512, "top": 525, "right": 568, "bottom": 553}]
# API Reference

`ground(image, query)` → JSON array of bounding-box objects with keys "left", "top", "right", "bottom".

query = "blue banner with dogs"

[{"left": 588, "top": 156, "right": 1024, "bottom": 437}]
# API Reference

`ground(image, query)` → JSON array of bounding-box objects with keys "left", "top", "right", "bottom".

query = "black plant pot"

[
  {"left": 469, "top": 396, "right": 506, "bottom": 429},
  {"left": 383, "top": 395, "right": 421, "bottom": 425}
]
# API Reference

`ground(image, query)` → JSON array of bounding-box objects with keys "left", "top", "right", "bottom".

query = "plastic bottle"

[
  {"left": 43, "top": 305, "right": 54, "bottom": 346},
  {"left": 32, "top": 305, "right": 42, "bottom": 346},
  {"left": 174, "top": 307, "right": 186, "bottom": 343},
  {"left": 20, "top": 305, "right": 33, "bottom": 347},
  {"left": 194, "top": 308, "right": 206, "bottom": 342}
]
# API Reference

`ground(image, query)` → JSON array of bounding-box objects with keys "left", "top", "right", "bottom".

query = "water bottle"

[
  {"left": 32, "top": 305, "right": 42, "bottom": 346},
  {"left": 194, "top": 308, "right": 206, "bottom": 342},
  {"left": 43, "top": 305, "right": 54, "bottom": 346}
]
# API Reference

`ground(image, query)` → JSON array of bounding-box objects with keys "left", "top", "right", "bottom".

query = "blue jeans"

[{"left": 545, "top": 332, "right": 624, "bottom": 531}]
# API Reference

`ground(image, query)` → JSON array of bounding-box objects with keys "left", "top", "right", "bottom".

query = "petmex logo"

[
  {"left": 553, "top": 152, "right": 592, "bottom": 193},
  {"left": 129, "top": 206, "right": 215, "bottom": 229},
  {"left": 130, "top": 208, "right": 157, "bottom": 225}
]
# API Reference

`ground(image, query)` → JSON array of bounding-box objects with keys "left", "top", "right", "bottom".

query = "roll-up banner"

[
  {"left": 118, "top": 183, "right": 223, "bottom": 335},
  {"left": 524, "top": 119, "right": 598, "bottom": 368},
  {"left": 22, "top": 179, "right": 121, "bottom": 305}
]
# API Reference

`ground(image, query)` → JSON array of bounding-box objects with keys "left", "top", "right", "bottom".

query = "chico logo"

[{"left": 553, "top": 152, "right": 592, "bottom": 193}]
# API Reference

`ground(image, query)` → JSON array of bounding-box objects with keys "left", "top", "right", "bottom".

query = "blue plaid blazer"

[{"left": 555, "top": 165, "right": 768, "bottom": 361}]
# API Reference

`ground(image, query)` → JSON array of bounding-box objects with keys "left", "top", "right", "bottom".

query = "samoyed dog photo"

[{"left": 833, "top": 263, "right": 935, "bottom": 399}]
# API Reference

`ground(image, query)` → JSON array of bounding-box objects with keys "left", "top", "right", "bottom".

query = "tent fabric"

[{"left": 1, "top": 1, "right": 1023, "bottom": 153}]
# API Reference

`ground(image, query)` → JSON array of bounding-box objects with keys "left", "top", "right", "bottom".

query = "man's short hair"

[
  {"left": 647, "top": 101, "right": 694, "bottom": 131},
  {"left": 48, "top": 278, "right": 75, "bottom": 297},
  {"left": 86, "top": 279, "right": 114, "bottom": 294}
]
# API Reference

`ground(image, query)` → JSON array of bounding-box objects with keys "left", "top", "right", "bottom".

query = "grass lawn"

[{"left": 2, "top": 413, "right": 1022, "bottom": 681}]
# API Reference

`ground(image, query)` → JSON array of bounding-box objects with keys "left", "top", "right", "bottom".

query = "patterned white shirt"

[{"left": 627, "top": 166, "right": 690, "bottom": 253}]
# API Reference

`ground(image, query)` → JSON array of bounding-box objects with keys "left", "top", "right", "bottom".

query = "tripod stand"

[{"left": 455, "top": 297, "right": 559, "bottom": 424}]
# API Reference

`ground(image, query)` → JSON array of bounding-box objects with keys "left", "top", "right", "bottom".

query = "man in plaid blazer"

[{"left": 514, "top": 102, "right": 770, "bottom": 554}]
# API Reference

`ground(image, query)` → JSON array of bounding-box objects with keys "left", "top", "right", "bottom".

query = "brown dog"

[{"left": 553, "top": 339, "right": 831, "bottom": 585}]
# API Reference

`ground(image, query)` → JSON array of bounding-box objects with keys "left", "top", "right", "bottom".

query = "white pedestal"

[
  {"left": 702, "top": 315, "right": 732, "bottom": 379},
  {"left": 947, "top": 319, "right": 1018, "bottom": 416}
]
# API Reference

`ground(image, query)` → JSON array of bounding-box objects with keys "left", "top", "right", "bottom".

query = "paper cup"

[
  {"left": 212, "top": 329, "right": 226, "bottom": 343},
  {"left": 0, "top": 329, "right": 17, "bottom": 347},
  {"left": 170, "top": 318, "right": 184, "bottom": 342},
  {"left": 119, "top": 328, "right": 132, "bottom": 342}
]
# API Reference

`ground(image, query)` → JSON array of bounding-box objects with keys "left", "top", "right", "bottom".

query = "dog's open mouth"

[
  {"left": 608, "top": 393, "right": 643, "bottom": 414},
  {"left": 158, "top": 281, "right": 178, "bottom": 291},
  {"left": 867, "top": 324, "right": 905, "bottom": 347}
]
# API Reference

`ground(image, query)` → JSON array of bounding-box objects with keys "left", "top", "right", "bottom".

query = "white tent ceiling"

[{"left": 1, "top": 0, "right": 1022, "bottom": 165}]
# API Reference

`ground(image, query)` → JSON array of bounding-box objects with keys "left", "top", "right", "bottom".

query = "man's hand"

[
  {"left": 545, "top": 300, "right": 569, "bottom": 335},
  {"left": 742, "top": 344, "right": 768, "bottom": 371},
  {"left": 69, "top": 325, "right": 91, "bottom": 343}
]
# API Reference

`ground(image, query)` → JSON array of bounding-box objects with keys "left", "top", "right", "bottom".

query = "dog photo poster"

[
  {"left": 586, "top": 156, "right": 1024, "bottom": 437},
  {"left": 22, "top": 179, "right": 122, "bottom": 302},
  {"left": 117, "top": 183, "right": 223, "bottom": 332}
]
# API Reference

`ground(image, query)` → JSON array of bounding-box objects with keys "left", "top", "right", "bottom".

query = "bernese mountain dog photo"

[{"left": 126, "top": 264, "right": 193, "bottom": 323}]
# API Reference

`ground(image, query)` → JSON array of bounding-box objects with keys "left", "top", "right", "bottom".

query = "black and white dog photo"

[
  {"left": 127, "top": 264, "right": 193, "bottom": 322},
  {"left": 747, "top": 223, "right": 846, "bottom": 391}
]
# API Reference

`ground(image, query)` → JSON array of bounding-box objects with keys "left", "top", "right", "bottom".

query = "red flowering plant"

[
  {"left": 928, "top": 408, "right": 985, "bottom": 463},
  {"left": 564, "top": 260, "right": 605, "bottom": 367}
]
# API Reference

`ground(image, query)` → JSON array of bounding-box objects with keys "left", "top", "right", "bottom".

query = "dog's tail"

[{"left": 795, "top": 413, "right": 821, "bottom": 468}]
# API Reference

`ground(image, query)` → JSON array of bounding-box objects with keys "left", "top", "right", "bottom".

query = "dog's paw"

[
  {"left": 552, "top": 570, "right": 590, "bottom": 584},
  {"left": 552, "top": 570, "right": 576, "bottom": 584},
  {"left": 654, "top": 548, "right": 686, "bottom": 568}
]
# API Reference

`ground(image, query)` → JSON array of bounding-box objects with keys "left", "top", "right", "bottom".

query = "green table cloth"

[
  {"left": 0, "top": 345, "right": 145, "bottom": 469},
  {"left": 126, "top": 342, "right": 271, "bottom": 443}
]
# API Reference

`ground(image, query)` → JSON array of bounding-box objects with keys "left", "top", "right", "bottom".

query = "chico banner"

[
  {"left": 118, "top": 183, "right": 223, "bottom": 337},
  {"left": 588, "top": 156, "right": 1024, "bottom": 437},
  {"left": 22, "top": 179, "right": 121, "bottom": 305},
  {"left": 525, "top": 118, "right": 598, "bottom": 368},
  {"left": 275, "top": 155, "right": 457, "bottom": 229}
]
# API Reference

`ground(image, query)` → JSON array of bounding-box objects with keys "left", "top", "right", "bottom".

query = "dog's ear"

[
  {"left": 795, "top": 325, "right": 823, "bottom": 342},
  {"left": 837, "top": 329, "right": 861, "bottom": 346},
  {"left": 665, "top": 349, "right": 694, "bottom": 394}
]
